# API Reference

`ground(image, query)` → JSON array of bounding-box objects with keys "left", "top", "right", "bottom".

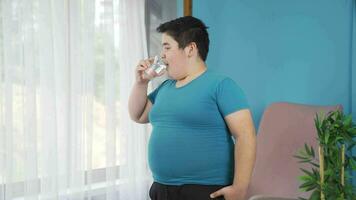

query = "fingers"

[
  {"left": 210, "top": 188, "right": 224, "bottom": 199},
  {"left": 137, "top": 60, "right": 148, "bottom": 70},
  {"left": 137, "top": 57, "right": 154, "bottom": 71},
  {"left": 136, "top": 65, "right": 147, "bottom": 72},
  {"left": 142, "top": 58, "right": 154, "bottom": 66},
  {"left": 148, "top": 57, "right": 155, "bottom": 64},
  {"left": 144, "top": 59, "right": 151, "bottom": 67}
]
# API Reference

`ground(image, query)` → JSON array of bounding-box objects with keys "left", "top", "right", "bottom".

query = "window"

[{"left": 0, "top": 0, "right": 176, "bottom": 198}]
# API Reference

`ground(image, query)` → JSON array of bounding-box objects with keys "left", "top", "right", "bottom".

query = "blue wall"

[
  {"left": 351, "top": 0, "right": 356, "bottom": 187},
  {"left": 178, "top": 0, "right": 356, "bottom": 186}
]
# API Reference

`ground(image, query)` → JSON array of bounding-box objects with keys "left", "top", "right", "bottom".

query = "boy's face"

[{"left": 160, "top": 33, "right": 189, "bottom": 80}]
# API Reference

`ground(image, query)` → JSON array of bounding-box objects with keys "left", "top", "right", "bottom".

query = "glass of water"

[{"left": 144, "top": 55, "right": 167, "bottom": 80}]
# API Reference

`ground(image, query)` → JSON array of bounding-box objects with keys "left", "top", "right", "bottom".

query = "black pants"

[{"left": 149, "top": 182, "right": 226, "bottom": 200}]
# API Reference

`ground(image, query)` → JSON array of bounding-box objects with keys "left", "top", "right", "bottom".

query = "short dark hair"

[{"left": 156, "top": 16, "right": 210, "bottom": 61}]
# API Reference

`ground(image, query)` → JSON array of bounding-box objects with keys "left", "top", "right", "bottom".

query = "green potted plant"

[{"left": 294, "top": 110, "right": 356, "bottom": 200}]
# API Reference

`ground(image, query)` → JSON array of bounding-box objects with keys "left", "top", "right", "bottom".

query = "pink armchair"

[{"left": 247, "top": 102, "right": 342, "bottom": 200}]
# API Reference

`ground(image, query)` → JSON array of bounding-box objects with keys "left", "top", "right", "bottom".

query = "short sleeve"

[
  {"left": 147, "top": 80, "right": 169, "bottom": 104},
  {"left": 216, "top": 78, "right": 249, "bottom": 117}
]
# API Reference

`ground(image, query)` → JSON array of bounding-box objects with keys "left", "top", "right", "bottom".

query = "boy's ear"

[{"left": 185, "top": 42, "right": 197, "bottom": 57}]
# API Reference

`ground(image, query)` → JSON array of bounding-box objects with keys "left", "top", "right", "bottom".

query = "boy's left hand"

[{"left": 210, "top": 185, "right": 247, "bottom": 200}]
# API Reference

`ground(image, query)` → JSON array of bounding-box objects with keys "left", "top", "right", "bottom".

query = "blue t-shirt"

[{"left": 147, "top": 70, "right": 249, "bottom": 186}]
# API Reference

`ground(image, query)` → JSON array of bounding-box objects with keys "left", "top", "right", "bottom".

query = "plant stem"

[
  {"left": 319, "top": 146, "right": 325, "bottom": 200},
  {"left": 341, "top": 144, "right": 345, "bottom": 199},
  {"left": 341, "top": 144, "right": 345, "bottom": 186}
]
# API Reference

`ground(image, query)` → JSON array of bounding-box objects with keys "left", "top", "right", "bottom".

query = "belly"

[{"left": 148, "top": 126, "right": 234, "bottom": 184}]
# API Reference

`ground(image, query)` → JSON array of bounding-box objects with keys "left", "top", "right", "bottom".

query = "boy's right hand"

[{"left": 135, "top": 58, "right": 154, "bottom": 85}]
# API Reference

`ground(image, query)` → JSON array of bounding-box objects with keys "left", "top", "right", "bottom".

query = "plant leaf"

[
  {"left": 305, "top": 144, "right": 311, "bottom": 156},
  {"left": 300, "top": 168, "right": 314, "bottom": 177},
  {"left": 310, "top": 146, "right": 315, "bottom": 158},
  {"left": 324, "top": 130, "right": 330, "bottom": 144},
  {"left": 304, "top": 184, "right": 317, "bottom": 192},
  {"left": 299, "top": 181, "right": 315, "bottom": 189},
  {"left": 343, "top": 115, "right": 352, "bottom": 127},
  {"left": 294, "top": 155, "right": 309, "bottom": 160},
  {"left": 310, "top": 162, "right": 319, "bottom": 168},
  {"left": 310, "top": 189, "right": 320, "bottom": 200}
]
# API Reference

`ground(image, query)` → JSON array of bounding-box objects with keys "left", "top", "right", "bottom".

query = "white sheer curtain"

[
  {"left": 118, "top": 0, "right": 152, "bottom": 200},
  {"left": 0, "top": 0, "right": 153, "bottom": 199}
]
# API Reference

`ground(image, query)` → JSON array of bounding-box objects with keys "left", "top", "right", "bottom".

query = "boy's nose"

[{"left": 160, "top": 51, "right": 165, "bottom": 59}]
